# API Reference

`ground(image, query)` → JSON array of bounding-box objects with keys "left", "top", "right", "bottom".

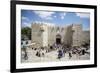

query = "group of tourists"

[
  {"left": 57, "top": 45, "right": 90, "bottom": 59},
  {"left": 35, "top": 47, "right": 46, "bottom": 57},
  {"left": 22, "top": 42, "right": 90, "bottom": 60}
]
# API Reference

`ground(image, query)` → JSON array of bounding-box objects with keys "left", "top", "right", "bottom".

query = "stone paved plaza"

[{"left": 21, "top": 48, "right": 90, "bottom": 63}]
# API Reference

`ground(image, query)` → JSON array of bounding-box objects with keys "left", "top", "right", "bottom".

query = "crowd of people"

[
  {"left": 56, "top": 45, "right": 90, "bottom": 59},
  {"left": 22, "top": 43, "right": 90, "bottom": 60}
]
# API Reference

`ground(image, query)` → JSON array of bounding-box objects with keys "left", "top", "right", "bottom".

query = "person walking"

[
  {"left": 24, "top": 51, "right": 28, "bottom": 60},
  {"left": 81, "top": 46, "right": 86, "bottom": 55},
  {"left": 63, "top": 48, "right": 66, "bottom": 57},
  {"left": 57, "top": 49, "right": 63, "bottom": 59},
  {"left": 68, "top": 51, "right": 72, "bottom": 59},
  {"left": 23, "top": 45, "right": 28, "bottom": 60}
]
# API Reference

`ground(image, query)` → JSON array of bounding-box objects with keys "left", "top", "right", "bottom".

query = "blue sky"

[{"left": 21, "top": 10, "right": 90, "bottom": 30}]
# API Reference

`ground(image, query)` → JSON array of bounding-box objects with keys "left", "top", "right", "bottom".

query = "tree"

[{"left": 21, "top": 27, "right": 31, "bottom": 40}]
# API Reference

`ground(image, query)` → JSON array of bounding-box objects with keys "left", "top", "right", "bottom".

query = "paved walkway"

[{"left": 21, "top": 48, "right": 90, "bottom": 63}]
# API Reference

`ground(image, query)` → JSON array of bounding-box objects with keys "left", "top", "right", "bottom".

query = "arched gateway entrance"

[{"left": 56, "top": 34, "right": 61, "bottom": 44}]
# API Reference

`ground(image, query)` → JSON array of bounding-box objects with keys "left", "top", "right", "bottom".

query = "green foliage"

[{"left": 21, "top": 27, "right": 31, "bottom": 40}]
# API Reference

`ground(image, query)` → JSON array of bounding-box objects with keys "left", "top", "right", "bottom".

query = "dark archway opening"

[
  {"left": 56, "top": 34, "right": 61, "bottom": 45},
  {"left": 56, "top": 38, "right": 61, "bottom": 44}
]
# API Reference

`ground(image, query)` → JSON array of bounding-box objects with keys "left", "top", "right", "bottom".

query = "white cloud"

[
  {"left": 54, "top": 15, "right": 57, "bottom": 18},
  {"left": 22, "top": 22, "right": 31, "bottom": 27},
  {"left": 76, "top": 13, "right": 90, "bottom": 18},
  {"left": 33, "top": 21, "right": 55, "bottom": 27},
  {"left": 60, "top": 12, "right": 66, "bottom": 19},
  {"left": 22, "top": 16, "right": 29, "bottom": 21},
  {"left": 33, "top": 11, "right": 55, "bottom": 20}
]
